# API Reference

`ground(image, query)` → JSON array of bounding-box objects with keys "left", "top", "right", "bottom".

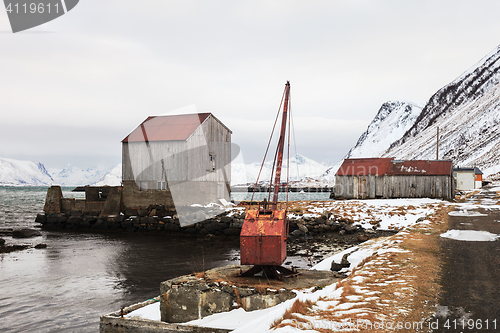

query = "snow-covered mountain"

[
  {"left": 231, "top": 154, "right": 329, "bottom": 186},
  {"left": 0, "top": 157, "right": 53, "bottom": 186},
  {"left": 48, "top": 164, "right": 117, "bottom": 186},
  {"left": 321, "top": 101, "right": 423, "bottom": 180},
  {"left": 92, "top": 164, "right": 122, "bottom": 186},
  {"left": 326, "top": 44, "right": 500, "bottom": 181},
  {"left": 347, "top": 101, "right": 423, "bottom": 158},
  {"left": 384, "top": 45, "right": 500, "bottom": 179}
]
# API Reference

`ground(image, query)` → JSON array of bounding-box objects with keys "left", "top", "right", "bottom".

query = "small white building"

[{"left": 453, "top": 167, "right": 483, "bottom": 190}]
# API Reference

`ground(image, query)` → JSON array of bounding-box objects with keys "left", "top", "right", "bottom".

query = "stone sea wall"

[{"left": 35, "top": 204, "right": 365, "bottom": 239}]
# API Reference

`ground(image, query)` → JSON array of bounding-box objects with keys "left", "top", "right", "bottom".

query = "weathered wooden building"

[
  {"left": 121, "top": 113, "right": 232, "bottom": 209},
  {"left": 334, "top": 158, "right": 454, "bottom": 200},
  {"left": 453, "top": 167, "right": 483, "bottom": 190}
]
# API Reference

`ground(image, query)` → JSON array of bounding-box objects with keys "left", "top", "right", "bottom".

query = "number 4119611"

[
  {"left": 6, "top": 2, "right": 61, "bottom": 14},
  {"left": 443, "top": 318, "right": 497, "bottom": 330}
]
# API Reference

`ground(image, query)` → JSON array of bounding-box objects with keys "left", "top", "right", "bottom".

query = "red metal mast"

[{"left": 272, "top": 81, "right": 290, "bottom": 209}]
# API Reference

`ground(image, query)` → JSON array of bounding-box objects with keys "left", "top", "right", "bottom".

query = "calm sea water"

[
  {"left": 0, "top": 187, "right": 240, "bottom": 333},
  {"left": 0, "top": 187, "right": 329, "bottom": 333}
]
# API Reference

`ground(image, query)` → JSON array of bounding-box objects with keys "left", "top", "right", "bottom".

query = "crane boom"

[{"left": 272, "top": 81, "right": 290, "bottom": 209}]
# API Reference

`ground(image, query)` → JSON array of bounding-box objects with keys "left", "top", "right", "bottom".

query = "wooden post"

[{"left": 436, "top": 127, "right": 439, "bottom": 160}]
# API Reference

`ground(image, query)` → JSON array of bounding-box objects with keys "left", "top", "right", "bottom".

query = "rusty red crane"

[{"left": 239, "top": 81, "right": 297, "bottom": 279}]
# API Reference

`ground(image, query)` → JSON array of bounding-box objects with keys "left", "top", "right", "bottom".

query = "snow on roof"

[
  {"left": 122, "top": 113, "right": 212, "bottom": 143},
  {"left": 336, "top": 158, "right": 452, "bottom": 176}
]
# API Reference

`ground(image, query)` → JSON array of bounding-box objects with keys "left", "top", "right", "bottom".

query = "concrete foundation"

[
  {"left": 100, "top": 265, "right": 344, "bottom": 333},
  {"left": 160, "top": 265, "right": 343, "bottom": 323}
]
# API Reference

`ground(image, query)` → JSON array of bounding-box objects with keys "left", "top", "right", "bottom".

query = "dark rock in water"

[
  {"left": 182, "top": 227, "right": 197, "bottom": 234},
  {"left": 0, "top": 244, "right": 29, "bottom": 253},
  {"left": 84, "top": 216, "right": 97, "bottom": 224},
  {"left": 79, "top": 221, "right": 92, "bottom": 229},
  {"left": 34, "top": 243, "right": 47, "bottom": 249},
  {"left": 164, "top": 223, "right": 180, "bottom": 232},
  {"left": 66, "top": 216, "right": 83, "bottom": 226},
  {"left": 108, "top": 222, "right": 121, "bottom": 230},
  {"left": 46, "top": 213, "right": 67, "bottom": 224},
  {"left": 91, "top": 219, "right": 108, "bottom": 230},
  {"left": 35, "top": 214, "right": 46, "bottom": 224},
  {"left": 0, "top": 238, "right": 5, "bottom": 246},
  {"left": 12, "top": 228, "right": 42, "bottom": 238}
]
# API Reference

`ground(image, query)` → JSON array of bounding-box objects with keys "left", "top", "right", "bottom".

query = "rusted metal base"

[{"left": 238, "top": 265, "right": 300, "bottom": 280}]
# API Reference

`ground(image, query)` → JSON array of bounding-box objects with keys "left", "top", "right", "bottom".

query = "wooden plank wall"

[{"left": 334, "top": 175, "right": 454, "bottom": 200}]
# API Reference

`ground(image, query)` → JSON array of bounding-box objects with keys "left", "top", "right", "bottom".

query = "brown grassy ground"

[{"left": 270, "top": 204, "right": 453, "bottom": 332}]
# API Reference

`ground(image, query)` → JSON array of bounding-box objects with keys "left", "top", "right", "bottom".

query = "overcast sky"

[{"left": 1, "top": 0, "right": 500, "bottom": 169}]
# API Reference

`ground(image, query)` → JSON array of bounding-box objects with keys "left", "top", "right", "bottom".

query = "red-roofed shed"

[{"left": 334, "top": 158, "right": 454, "bottom": 199}]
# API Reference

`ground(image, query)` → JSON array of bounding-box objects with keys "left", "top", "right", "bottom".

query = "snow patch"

[{"left": 440, "top": 230, "right": 499, "bottom": 242}]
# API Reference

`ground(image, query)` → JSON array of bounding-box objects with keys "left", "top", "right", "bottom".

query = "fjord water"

[{"left": 0, "top": 187, "right": 239, "bottom": 333}]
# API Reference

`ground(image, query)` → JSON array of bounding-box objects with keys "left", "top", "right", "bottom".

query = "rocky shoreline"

[
  {"left": 31, "top": 203, "right": 398, "bottom": 266},
  {"left": 34, "top": 203, "right": 385, "bottom": 238}
]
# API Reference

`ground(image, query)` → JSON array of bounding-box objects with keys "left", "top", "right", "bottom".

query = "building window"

[
  {"left": 157, "top": 181, "right": 167, "bottom": 190},
  {"left": 209, "top": 154, "right": 215, "bottom": 171}
]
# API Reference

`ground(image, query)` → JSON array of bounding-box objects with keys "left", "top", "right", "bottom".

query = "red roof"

[
  {"left": 336, "top": 158, "right": 452, "bottom": 176},
  {"left": 122, "top": 113, "right": 211, "bottom": 143}
]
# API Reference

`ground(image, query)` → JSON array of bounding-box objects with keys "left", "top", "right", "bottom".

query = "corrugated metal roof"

[
  {"left": 336, "top": 158, "right": 453, "bottom": 176},
  {"left": 122, "top": 113, "right": 211, "bottom": 143},
  {"left": 336, "top": 158, "right": 393, "bottom": 176}
]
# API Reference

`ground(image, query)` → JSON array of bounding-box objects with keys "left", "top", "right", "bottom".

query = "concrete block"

[
  {"left": 100, "top": 187, "right": 122, "bottom": 217},
  {"left": 43, "top": 186, "right": 63, "bottom": 214}
]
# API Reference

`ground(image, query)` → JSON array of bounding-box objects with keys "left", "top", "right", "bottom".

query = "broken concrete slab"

[{"left": 160, "top": 265, "right": 343, "bottom": 323}]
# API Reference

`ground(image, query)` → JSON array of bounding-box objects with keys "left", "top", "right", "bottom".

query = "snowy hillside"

[
  {"left": 48, "top": 164, "right": 117, "bottom": 186},
  {"left": 231, "top": 154, "right": 329, "bottom": 186},
  {"left": 384, "top": 44, "right": 500, "bottom": 179},
  {"left": 347, "top": 101, "right": 423, "bottom": 158},
  {"left": 320, "top": 101, "right": 422, "bottom": 181},
  {"left": 325, "top": 44, "right": 500, "bottom": 181},
  {"left": 0, "top": 157, "right": 53, "bottom": 186}
]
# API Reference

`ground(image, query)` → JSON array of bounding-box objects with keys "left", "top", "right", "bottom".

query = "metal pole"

[{"left": 436, "top": 127, "right": 439, "bottom": 160}]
